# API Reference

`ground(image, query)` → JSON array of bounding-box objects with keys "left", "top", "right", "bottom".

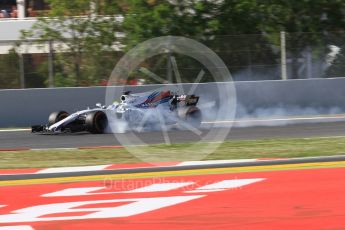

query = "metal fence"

[{"left": 0, "top": 32, "right": 345, "bottom": 89}]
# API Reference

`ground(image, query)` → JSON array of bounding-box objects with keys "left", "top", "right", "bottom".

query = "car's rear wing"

[{"left": 177, "top": 95, "right": 199, "bottom": 106}]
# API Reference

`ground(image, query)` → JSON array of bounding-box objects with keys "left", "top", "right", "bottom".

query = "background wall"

[{"left": 1, "top": 78, "right": 345, "bottom": 127}]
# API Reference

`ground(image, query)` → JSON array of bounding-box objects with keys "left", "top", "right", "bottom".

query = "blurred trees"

[
  {"left": 258, "top": 0, "right": 345, "bottom": 79},
  {"left": 0, "top": 49, "right": 20, "bottom": 89},
  {"left": 2, "top": 0, "right": 344, "bottom": 88},
  {"left": 21, "top": 0, "right": 125, "bottom": 87},
  {"left": 123, "top": 0, "right": 275, "bottom": 82},
  {"left": 123, "top": 0, "right": 345, "bottom": 80},
  {"left": 124, "top": 0, "right": 345, "bottom": 44}
]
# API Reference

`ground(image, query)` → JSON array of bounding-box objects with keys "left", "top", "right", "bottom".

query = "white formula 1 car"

[{"left": 31, "top": 90, "right": 201, "bottom": 134}]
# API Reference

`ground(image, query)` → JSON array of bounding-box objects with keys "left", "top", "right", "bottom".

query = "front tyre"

[
  {"left": 48, "top": 111, "right": 69, "bottom": 126},
  {"left": 86, "top": 111, "right": 108, "bottom": 134}
]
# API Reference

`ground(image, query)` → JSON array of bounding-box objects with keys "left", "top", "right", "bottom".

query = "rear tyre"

[
  {"left": 86, "top": 111, "right": 108, "bottom": 134},
  {"left": 185, "top": 106, "right": 202, "bottom": 128},
  {"left": 48, "top": 111, "right": 69, "bottom": 126}
]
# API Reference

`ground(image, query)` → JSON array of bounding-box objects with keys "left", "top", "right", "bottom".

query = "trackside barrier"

[{"left": 1, "top": 78, "right": 345, "bottom": 127}]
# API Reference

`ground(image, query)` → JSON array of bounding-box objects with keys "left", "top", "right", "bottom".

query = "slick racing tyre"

[
  {"left": 86, "top": 111, "right": 108, "bottom": 134},
  {"left": 48, "top": 111, "right": 69, "bottom": 126},
  {"left": 185, "top": 106, "right": 202, "bottom": 128}
]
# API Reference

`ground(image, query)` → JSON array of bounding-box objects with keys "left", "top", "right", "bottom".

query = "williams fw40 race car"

[{"left": 31, "top": 90, "right": 202, "bottom": 134}]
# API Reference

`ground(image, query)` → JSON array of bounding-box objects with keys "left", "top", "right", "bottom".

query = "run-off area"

[{"left": 0, "top": 167, "right": 345, "bottom": 229}]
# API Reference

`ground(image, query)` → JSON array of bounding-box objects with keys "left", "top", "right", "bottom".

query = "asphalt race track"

[{"left": 1, "top": 121, "right": 345, "bottom": 149}]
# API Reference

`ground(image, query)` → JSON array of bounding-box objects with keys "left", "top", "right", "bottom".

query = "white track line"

[
  {"left": 177, "top": 159, "right": 258, "bottom": 166},
  {"left": 37, "top": 159, "right": 266, "bottom": 174},
  {"left": 0, "top": 226, "right": 34, "bottom": 230},
  {"left": 0, "top": 128, "right": 31, "bottom": 132},
  {"left": 36, "top": 164, "right": 112, "bottom": 174},
  {"left": 31, "top": 148, "right": 77, "bottom": 151},
  {"left": 202, "top": 115, "right": 345, "bottom": 124}
]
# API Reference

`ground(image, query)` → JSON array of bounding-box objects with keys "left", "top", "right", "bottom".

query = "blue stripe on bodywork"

[{"left": 135, "top": 94, "right": 171, "bottom": 108}]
